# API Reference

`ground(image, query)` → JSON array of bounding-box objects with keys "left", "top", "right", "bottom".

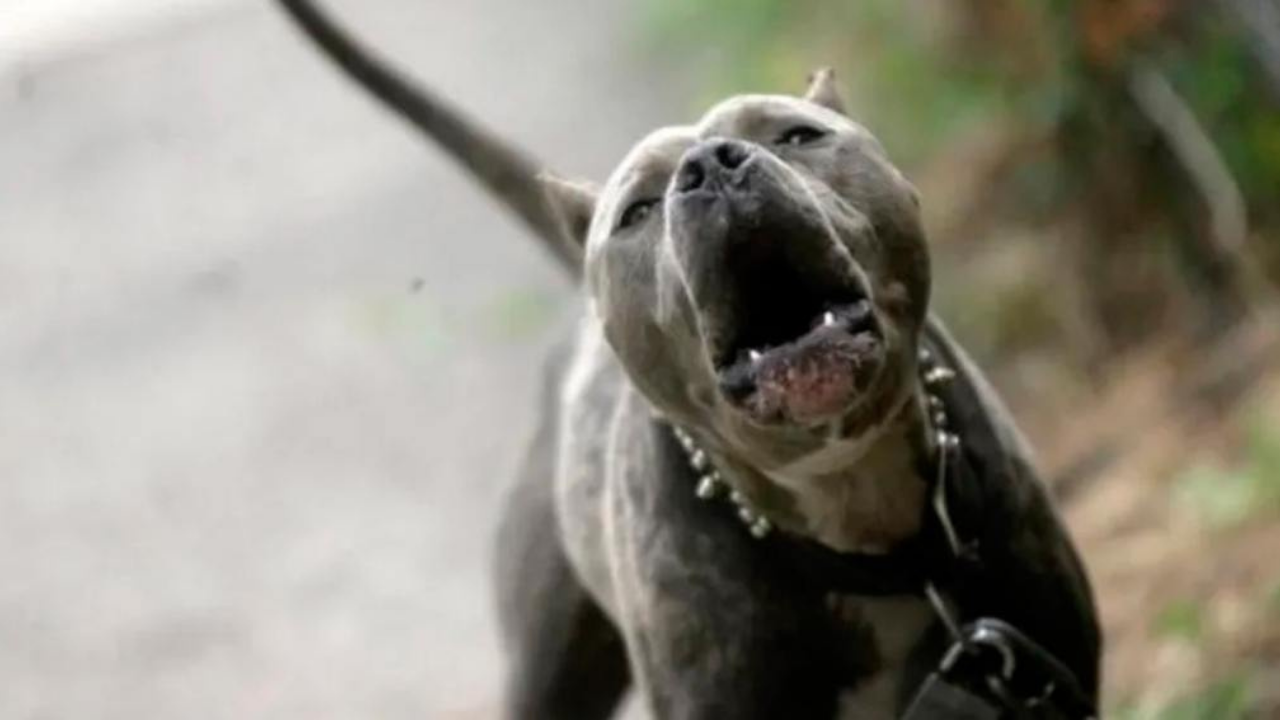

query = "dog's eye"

[
  {"left": 617, "top": 198, "right": 659, "bottom": 232},
  {"left": 775, "top": 125, "right": 827, "bottom": 148}
]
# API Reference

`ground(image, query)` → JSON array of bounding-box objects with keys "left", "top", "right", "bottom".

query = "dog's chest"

[{"left": 827, "top": 593, "right": 934, "bottom": 720}]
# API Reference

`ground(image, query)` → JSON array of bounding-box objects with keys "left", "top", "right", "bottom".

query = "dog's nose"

[{"left": 676, "top": 139, "right": 754, "bottom": 193}]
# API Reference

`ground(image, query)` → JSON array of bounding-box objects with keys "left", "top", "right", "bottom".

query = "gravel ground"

[{"left": 0, "top": 1, "right": 685, "bottom": 716}]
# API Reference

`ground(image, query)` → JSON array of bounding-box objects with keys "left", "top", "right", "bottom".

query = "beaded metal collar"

[{"left": 670, "top": 345, "right": 968, "bottom": 558}]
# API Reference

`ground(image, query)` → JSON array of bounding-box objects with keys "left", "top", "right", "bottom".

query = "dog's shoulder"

[
  {"left": 924, "top": 316, "right": 1102, "bottom": 695},
  {"left": 550, "top": 312, "right": 635, "bottom": 611},
  {"left": 558, "top": 312, "right": 629, "bottom": 464}
]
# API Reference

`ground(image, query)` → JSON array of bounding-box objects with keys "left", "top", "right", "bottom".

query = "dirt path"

[{"left": 0, "top": 1, "right": 684, "bottom": 716}]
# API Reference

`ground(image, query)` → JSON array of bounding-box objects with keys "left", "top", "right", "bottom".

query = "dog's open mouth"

[{"left": 711, "top": 259, "right": 882, "bottom": 425}]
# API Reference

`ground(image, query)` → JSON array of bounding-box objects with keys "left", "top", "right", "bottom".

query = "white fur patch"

[
  {"left": 759, "top": 389, "right": 921, "bottom": 553},
  {"left": 560, "top": 313, "right": 608, "bottom": 413},
  {"left": 832, "top": 595, "right": 934, "bottom": 720}
]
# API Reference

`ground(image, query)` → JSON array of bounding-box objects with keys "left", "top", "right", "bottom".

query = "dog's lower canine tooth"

[
  {"left": 749, "top": 350, "right": 763, "bottom": 362},
  {"left": 823, "top": 311, "right": 837, "bottom": 327}
]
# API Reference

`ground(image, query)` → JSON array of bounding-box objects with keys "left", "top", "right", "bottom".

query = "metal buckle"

[
  {"left": 901, "top": 672, "right": 1002, "bottom": 720},
  {"left": 926, "top": 618, "right": 1097, "bottom": 719},
  {"left": 942, "top": 623, "right": 1017, "bottom": 681}
]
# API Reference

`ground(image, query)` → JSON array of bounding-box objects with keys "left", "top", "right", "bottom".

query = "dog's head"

[{"left": 547, "top": 71, "right": 929, "bottom": 468}]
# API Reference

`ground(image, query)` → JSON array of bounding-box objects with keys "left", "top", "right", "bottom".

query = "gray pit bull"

[{"left": 277, "top": 2, "right": 1103, "bottom": 718}]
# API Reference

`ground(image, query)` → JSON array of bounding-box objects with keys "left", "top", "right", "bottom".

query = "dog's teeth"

[
  {"left": 823, "top": 311, "right": 837, "bottom": 327},
  {"left": 748, "top": 350, "right": 762, "bottom": 362}
]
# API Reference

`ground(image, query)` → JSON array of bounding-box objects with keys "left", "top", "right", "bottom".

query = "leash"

[{"left": 668, "top": 344, "right": 1098, "bottom": 719}]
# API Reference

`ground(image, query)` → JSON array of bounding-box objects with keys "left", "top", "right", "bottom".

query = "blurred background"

[{"left": 1, "top": 0, "right": 1278, "bottom": 718}]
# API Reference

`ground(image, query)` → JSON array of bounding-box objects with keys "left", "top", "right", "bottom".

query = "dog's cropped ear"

[
  {"left": 539, "top": 173, "right": 599, "bottom": 251},
  {"left": 803, "top": 67, "right": 846, "bottom": 115}
]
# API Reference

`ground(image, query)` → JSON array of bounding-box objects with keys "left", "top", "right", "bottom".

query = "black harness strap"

[
  {"left": 763, "top": 532, "right": 933, "bottom": 596},
  {"left": 759, "top": 486, "right": 978, "bottom": 597}
]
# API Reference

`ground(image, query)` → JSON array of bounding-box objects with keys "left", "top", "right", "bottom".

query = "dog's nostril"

[
  {"left": 714, "top": 142, "right": 749, "bottom": 170},
  {"left": 677, "top": 159, "right": 706, "bottom": 192}
]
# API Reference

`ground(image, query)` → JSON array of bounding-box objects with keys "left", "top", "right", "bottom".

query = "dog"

[{"left": 277, "top": 2, "right": 1103, "bottom": 718}]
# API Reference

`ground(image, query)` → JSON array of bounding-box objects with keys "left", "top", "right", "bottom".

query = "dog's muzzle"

[{"left": 668, "top": 138, "right": 884, "bottom": 427}]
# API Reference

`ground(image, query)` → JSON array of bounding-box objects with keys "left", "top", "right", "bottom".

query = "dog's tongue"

[{"left": 748, "top": 334, "right": 873, "bottom": 423}]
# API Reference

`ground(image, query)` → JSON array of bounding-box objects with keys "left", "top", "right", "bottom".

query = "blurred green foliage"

[
  {"left": 1118, "top": 580, "right": 1272, "bottom": 719},
  {"left": 1150, "top": 674, "right": 1255, "bottom": 720},
  {"left": 641, "top": 0, "right": 1280, "bottom": 200},
  {"left": 1269, "top": 577, "right": 1280, "bottom": 614},
  {"left": 1175, "top": 412, "right": 1280, "bottom": 529},
  {"left": 1153, "top": 597, "right": 1205, "bottom": 644},
  {"left": 1160, "top": 18, "right": 1280, "bottom": 223},
  {"left": 641, "top": 0, "right": 1011, "bottom": 166}
]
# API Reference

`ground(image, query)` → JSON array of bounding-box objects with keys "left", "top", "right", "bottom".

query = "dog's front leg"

[
  {"left": 606, "top": 415, "right": 847, "bottom": 719},
  {"left": 616, "top": 572, "right": 843, "bottom": 719}
]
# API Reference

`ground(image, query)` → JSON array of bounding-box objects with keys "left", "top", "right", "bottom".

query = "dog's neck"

[{"left": 714, "top": 386, "right": 933, "bottom": 554}]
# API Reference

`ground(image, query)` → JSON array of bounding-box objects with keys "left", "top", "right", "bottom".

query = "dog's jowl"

[{"left": 279, "top": 3, "right": 1102, "bottom": 718}]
